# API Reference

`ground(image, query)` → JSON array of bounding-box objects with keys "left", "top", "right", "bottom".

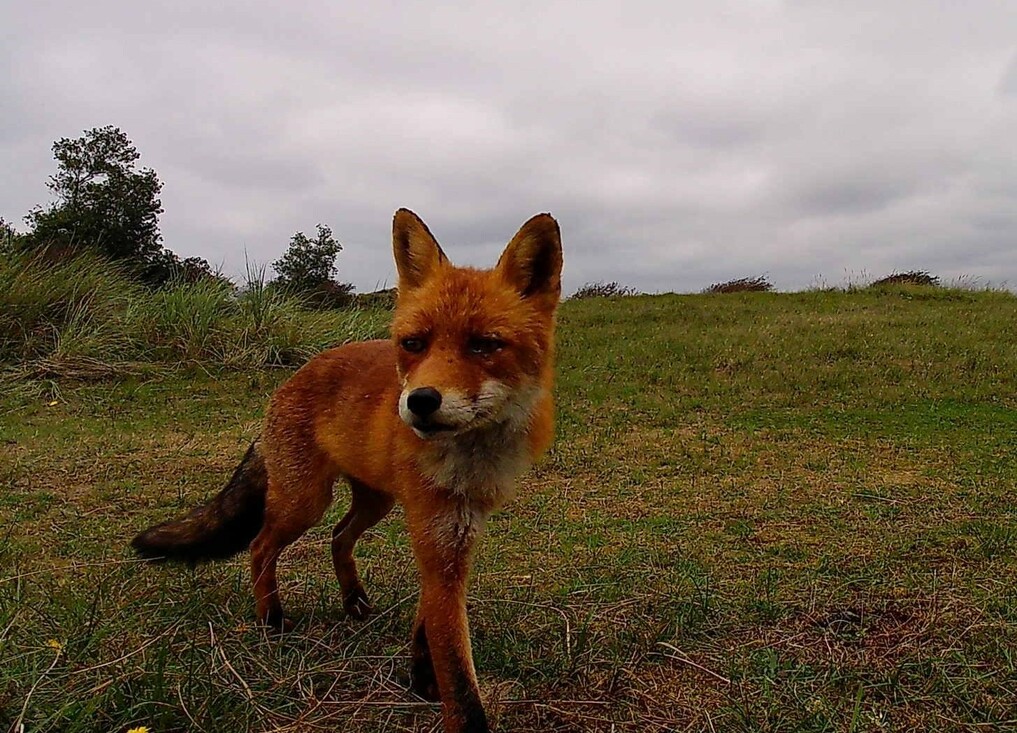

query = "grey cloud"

[
  {"left": 1001, "top": 53, "right": 1017, "bottom": 95},
  {"left": 2, "top": 1, "right": 1016, "bottom": 294}
]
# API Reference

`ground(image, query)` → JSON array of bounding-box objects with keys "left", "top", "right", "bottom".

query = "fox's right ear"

[{"left": 393, "top": 209, "right": 448, "bottom": 290}]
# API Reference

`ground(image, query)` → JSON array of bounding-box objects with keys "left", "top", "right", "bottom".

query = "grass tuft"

[{"left": 0, "top": 250, "right": 388, "bottom": 381}]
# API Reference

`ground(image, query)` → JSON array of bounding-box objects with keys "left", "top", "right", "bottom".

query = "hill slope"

[{"left": 2, "top": 288, "right": 1016, "bottom": 732}]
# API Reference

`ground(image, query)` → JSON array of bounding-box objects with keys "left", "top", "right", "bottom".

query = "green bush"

[
  {"left": 569, "top": 281, "right": 639, "bottom": 299},
  {"left": 703, "top": 276, "right": 773, "bottom": 294},
  {"left": 870, "top": 270, "right": 940, "bottom": 288}
]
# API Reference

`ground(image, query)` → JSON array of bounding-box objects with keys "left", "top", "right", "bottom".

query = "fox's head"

[{"left": 390, "top": 209, "right": 563, "bottom": 440}]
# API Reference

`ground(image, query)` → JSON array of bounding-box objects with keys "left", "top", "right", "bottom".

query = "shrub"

[
  {"left": 870, "top": 271, "right": 940, "bottom": 288},
  {"left": 569, "top": 281, "right": 638, "bottom": 300},
  {"left": 356, "top": 288, "right": 397, "bottom": 309},
  {"left": 703, "top": 276, "right": 774, "bottom": 294},
  {"left": 296, "top": 280, "right": 357, "bottom": 309}
]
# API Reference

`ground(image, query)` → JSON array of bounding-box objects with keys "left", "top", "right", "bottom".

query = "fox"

[{"left": 131, "top": 208, "right": 563, "bottom": 733}]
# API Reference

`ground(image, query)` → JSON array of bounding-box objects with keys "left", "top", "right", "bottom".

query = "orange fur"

[{"left": 230, "top": 210, "right": 559, "bottom": 733}]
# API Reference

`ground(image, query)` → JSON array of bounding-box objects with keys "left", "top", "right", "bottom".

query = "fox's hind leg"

[
  {"left": 251, "top": 472, "right": 335, "bottom": 632},
  {"left": 331, "top": 480, "right": 395, "bottom": 620}
]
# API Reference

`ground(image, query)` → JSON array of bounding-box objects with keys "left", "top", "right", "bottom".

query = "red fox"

[{"left": 131, "top": 209, "right": 563, "bottom": 733}]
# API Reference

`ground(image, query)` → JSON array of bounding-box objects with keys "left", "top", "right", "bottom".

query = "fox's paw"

[
  {"left": 262, "top": 609, "right": 295, "bottom": 635},
  {"left": 343, "top": 586, "right": 374, "bottom": 621}
]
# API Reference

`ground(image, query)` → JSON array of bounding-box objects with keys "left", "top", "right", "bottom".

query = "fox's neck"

[
  {"left": 418, "top": 385, "right": 544, "bottom": 509},
  {"left": 425, "top": 422, "right": 529, "bottom": 504}
]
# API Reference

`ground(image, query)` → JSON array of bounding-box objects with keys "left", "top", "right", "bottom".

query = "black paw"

[
  {"left": 263, "top": 609, "right": 295, "bottom": 635},
  {"left": 343, "top": 586, "right": 374, "bottom": 620}
]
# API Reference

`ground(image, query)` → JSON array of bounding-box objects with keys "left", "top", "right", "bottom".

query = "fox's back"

[{"left": 262, "top": 340, "right": 406, "bottom": 488}]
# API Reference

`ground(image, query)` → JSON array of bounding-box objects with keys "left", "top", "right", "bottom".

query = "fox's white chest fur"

[
  {"left": 419, "top": 386, "right": 541, "bottom": 549},
  {"left": 426, "top": 419, "right": 531, "bottom": 504}
]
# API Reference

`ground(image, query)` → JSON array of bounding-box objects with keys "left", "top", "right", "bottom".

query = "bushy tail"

[{"left": 131, "top": 441, "right": 268, "bottom": 564}]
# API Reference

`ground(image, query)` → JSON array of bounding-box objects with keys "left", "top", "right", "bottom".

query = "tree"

[
  {"left": 272, "top": 224, "right": 354, "bottom": 307},
  {"left": 25, "top": 126, "right": 164, "bottom": 273},
  {"left": 273, "top": 224, "right": 343, "bottom": 290}
]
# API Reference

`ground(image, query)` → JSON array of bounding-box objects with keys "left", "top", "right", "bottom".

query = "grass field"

[{"left": 2, "top": 286, "right": 1016, "bottom": 732}]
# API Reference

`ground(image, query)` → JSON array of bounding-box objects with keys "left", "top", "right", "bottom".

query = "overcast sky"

[{"left": 2, "top": 1, "right": 1016, "bottom": 293}]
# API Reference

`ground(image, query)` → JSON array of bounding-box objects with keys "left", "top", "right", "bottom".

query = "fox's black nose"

[{"left": 407, "top": 387, "right": 442, "bottom": 417}]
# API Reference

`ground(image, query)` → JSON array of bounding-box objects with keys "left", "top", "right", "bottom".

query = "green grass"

[
  {"left": 2, "top": 287, "right": 1016, "bottom": 731},
  {"left": 0, "top": 251, "right": 389, "bottom": 379}
]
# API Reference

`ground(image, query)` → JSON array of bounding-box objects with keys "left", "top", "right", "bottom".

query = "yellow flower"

[
  {"left": 45, "top": 639, "right": 63, "bottom": 651},
  {"left": 127, "top": 727, "right": 150, "bottom": 733}
]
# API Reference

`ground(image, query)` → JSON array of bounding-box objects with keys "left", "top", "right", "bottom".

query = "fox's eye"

[
  {"left": 467, "top": 336, "right": 504, "bottom": 356},
  {"left": 400, "top": 337, "right": 426, "bottom": 353}
]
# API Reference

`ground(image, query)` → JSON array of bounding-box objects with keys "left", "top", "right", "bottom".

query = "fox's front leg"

[{"left": 407, "top": 506, "right": 489, "bottom": 733}]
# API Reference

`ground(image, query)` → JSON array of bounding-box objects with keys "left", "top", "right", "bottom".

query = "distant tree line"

[
  {"left": 8, "top": 127, "right": 943, "bottom": 305},
  {"left": 566, "top": 271, "right": 945, "bottom": 298},
  {"left": 4, "top": 126, "right": 352, "bottom": 304}
]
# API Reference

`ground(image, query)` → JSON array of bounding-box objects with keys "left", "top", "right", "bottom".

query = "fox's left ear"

[{"left": 497, "top": 213, "right": 563, "bottom": 302}]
